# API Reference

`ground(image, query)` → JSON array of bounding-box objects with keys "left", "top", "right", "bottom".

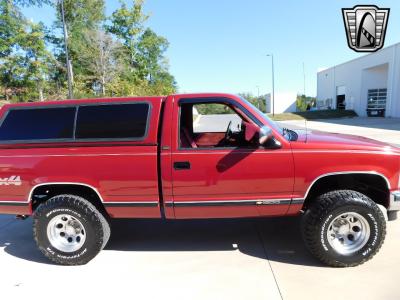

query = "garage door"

[{"left": 367, "top": 88, "right": 387, "bottom": 117}]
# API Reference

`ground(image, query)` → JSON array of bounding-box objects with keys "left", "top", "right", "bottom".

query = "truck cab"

[{"left": 160, "top": 94, "right": 295, "bottom": 219}]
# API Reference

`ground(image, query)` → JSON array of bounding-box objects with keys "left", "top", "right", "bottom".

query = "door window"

[{"left": 179, "top": 101, "right": 257, "bottom": 149}]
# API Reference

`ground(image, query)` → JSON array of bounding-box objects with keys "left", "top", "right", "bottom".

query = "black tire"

[
  {"left": 302, "top": 190, "right": 386, "bottom": 267},
  {"left": 33, "top": 194, "right": 110, "bottom": 265}
]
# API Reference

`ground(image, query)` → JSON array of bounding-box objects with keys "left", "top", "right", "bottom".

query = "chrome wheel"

[
  {"left": 47, "top": 214, "right": 86, "bottom": 253},
  {"left": 327, "top": 212, "right": 370, "bottom": 256}
]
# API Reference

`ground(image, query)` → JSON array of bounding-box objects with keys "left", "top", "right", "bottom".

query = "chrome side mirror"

[{"left": 259, "top": 126, "right": 273, "bottom": 145}]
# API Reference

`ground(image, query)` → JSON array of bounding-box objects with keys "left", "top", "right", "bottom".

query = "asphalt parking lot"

[{"left": 0, "top": 117, "right": 399, "bottom": 300}]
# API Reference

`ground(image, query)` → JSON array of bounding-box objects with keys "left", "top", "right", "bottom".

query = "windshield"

[{"left": 239, "top": 96, "right": 283, "bottom": 134}]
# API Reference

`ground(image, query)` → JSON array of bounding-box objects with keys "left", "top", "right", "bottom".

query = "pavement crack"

[{"left": 254, "top": 221, "right": 283, "bottom": 300}]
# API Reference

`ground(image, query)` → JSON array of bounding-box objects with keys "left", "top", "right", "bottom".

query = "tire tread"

[
  {"left": 302, "top": 189, "right": 386, "bottom": 267},
  {"left": 33, "top": 194, "right": 110, "bottom": 265}
]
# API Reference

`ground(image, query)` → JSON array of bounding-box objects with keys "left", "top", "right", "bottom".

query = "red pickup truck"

[{"left": 0, "top": 93, "right": 398, "bottom": 267}]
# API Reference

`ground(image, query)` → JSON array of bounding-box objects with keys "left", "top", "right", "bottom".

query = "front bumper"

[{"left": 389, "top": 191, "right": 400, "bottom": 211}]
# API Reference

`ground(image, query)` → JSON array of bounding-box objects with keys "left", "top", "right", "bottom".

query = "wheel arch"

[
  {"left": 301, "top": 171, "right": 391, "bottom": 210},
  {"left": 29, "top": 182, "right": 108, "bottom": 217}
]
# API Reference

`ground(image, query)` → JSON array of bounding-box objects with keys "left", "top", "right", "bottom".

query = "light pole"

[
  {"left": 267, "top": 54, "right": 275, "bottom": 116},
  {"left": 59, "top": 0, "right": 74, "bottom": 99}
]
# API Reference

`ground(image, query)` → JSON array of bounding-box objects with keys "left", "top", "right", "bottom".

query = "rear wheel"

[
  {"left": 33, "top": 194, "right": 110, "bottom": 265},
  {"left": 302, "top": 190, "right": 386, "bottom": 267}
]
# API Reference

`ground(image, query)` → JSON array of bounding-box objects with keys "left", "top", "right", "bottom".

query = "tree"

[
  {"left": 0, "top": 0, "right": 53, "bottom": 101},
  {"left": 1, "top": 0, "right": 177, "bottom": 101},
  {"left": 239, "top": 92, "right": 267, "bottom": 112},
  {"left": 296, "top": 94, "right": 316, "bottom": 112},
  {"left": 106, "top": 0, "right": 176, "bottom": 94},
  {"left": 51, "top": 0, "right": 105, "bottom": 97},
  {"left": 137, "top": 28, "right": 168, "bottom": 81},
  {"left": 0, "top": 0, "right": 24, "bottom": 58},
  {"left": 24, "top": 22, "right": 55, "bottom": 101},
  {"left": 105, "top": 0, "right": 148, "bottom": 74},
  {"left": 13, "top": 0, "right": 50, "bottom": 6},
  {"left": 0, "top": 55, "right": 28, "bottom": 101},
  {"left": 81, "top": 30, "right": 124, "bottom": 96}
]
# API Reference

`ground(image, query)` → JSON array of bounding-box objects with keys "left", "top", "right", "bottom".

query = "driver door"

[{"left": 170, "top": 96, "right": 294, "bottom": 218}]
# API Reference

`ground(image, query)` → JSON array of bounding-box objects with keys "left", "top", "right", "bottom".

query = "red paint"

[
  {"left": 193, "top": 133, "right": 225, "bottom": 147},
  {"left": 0, "top": 93, "right": 398, "bottom": 219}
]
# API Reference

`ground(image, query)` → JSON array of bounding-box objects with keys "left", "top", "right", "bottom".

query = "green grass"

[{"left": 268, "top": 110, "right": 358, "bottom": 121}]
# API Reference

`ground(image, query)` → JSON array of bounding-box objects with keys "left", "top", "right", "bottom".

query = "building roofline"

[{"left": 318, "top": 42, "right": 400, "bottom": 74}]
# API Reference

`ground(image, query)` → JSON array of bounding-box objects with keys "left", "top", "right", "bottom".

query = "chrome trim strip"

[
  {"left": 171, "top": 201, "right": 255, "bottom": 207},
  {"left": 165, "top": 199, "right": 292, "bottom": 207},
  {"left": 302, "top": 171, "right": 391, "bottom": 200},
  {"left": 256, "top": 200, "right": 292, "bottom": 205},
  {"left": 389, "top": 191, "right": 400, "bottom": 211},
  {"left": 171, "top": 150, "right": 400, "bottom": 156},
  {"left": 0, "top": 153, "right": 157, "bottom": 158},
  {"left": 0, "top": 201, "right": 28, "bottom": 206},
  {"left": 290, "top": 199, "right": 305, "bottom": 205}
]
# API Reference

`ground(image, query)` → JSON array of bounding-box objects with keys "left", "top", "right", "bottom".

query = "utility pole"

[
  {"left": 302, "top": 62, "right": 306, "bottom": 96},
  {"left": 60, "top": 0, "right": 74, "bottom": 99},
  {"left": 267, "top": 54, "right": 275, "bottom": 116}
]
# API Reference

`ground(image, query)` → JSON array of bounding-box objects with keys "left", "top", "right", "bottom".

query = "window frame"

[
  {"left": 0, "top": 101, "right": 152, "bottom": 144},
  {"left": 177, "top": 97, "right": 262, "bottom": 151}
]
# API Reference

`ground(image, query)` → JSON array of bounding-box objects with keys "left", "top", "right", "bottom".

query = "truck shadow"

[
  {"left": 0, "top": 215, "right": 324, "bottom": 267},
  {"left": 106, "top": 216, "right": 324, "bottom": 267}
]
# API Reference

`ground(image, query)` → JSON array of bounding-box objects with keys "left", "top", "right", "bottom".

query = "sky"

[{"left": 22, "top": 0, "right": 400, "bottom": 97}]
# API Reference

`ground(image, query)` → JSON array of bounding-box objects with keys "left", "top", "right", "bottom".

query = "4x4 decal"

[{"left": 0, "top": 175, "right": 22, "bottom": 186}]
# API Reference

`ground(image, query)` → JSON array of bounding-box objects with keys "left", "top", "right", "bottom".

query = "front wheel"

[
  {"left": 33, "top": 194, "right": 110, "bottom": 265},
  {"left": 302, "top": 190, "right": 386, "bottom": 267}
]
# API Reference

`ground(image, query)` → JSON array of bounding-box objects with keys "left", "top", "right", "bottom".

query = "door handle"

[{"left": 174, "top": 161, "right": 191, "bottom": 170}]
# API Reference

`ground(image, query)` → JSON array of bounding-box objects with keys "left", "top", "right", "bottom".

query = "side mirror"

[
  {"left": 258, "top": 126, "right": 273, "bottom": 145},
  {"left": 244, "top": 123, "right": 280, "bottom": 148}
]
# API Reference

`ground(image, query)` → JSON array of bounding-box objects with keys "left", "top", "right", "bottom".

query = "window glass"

[
  {"left": 75, "top": 103, "right": 149, "bottom": 139},
  {"left": 192, "top": 103, "right": 241, "bottom": 133},
  {"left": 179, "top": 102, "right": 248, "bottom": 149},
  {"left": 0, "top": 107, "right": 75, "bottom": 141}
]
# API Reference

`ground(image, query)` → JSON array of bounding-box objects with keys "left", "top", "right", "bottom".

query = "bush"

[{"left": 296, "top": 94, "right": 316, "bottom": 112}]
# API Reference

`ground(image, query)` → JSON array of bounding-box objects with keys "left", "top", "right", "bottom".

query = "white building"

[
  {"left": 265, "top": 92, "right": 297, "bottom": 113},
  {"left": 317, "top": 42, "right": 400, "bottom": 117}
]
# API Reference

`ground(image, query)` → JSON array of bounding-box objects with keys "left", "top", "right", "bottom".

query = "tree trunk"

[
  {"left": 39, "top": 87, "right": 44, "bottom": 101},
  {"left": 101, "top": 76, "right": 106, "bottom": 96},
  {"left": 4, "top": 87, "right": 9, "bottom": 102},
  {"left": 37, "top": 82, "right": 44, "bottom": 102}
]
